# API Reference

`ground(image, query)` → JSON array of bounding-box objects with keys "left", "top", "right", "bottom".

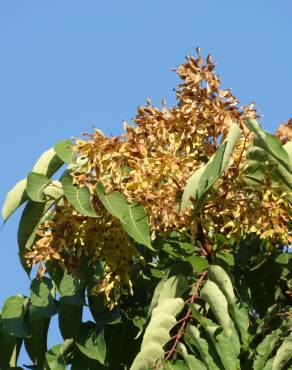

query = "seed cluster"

[{"left": 26, "top": 50, "right": 291, "bottom": 307}]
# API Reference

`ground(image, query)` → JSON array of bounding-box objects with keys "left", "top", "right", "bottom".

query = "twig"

[{"left": 163, "top": 271, "right": 207, "bottom": 361}]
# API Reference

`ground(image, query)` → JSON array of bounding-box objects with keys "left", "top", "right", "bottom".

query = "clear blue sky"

[{"left": 1, "top": 0, "right": 292, "bottom": 365}]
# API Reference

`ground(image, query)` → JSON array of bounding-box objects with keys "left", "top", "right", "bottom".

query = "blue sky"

[{"left": 1, "top": 0, "right": 292, "bottom": 365}]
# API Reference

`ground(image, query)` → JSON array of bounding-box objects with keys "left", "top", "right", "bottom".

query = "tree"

[{"left": 1, "top": 50, "right": 291, "bottom": 370}]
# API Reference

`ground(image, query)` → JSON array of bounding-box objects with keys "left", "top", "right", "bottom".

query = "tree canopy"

[{"left": 1, "top": 50, "right": 292, "bottom": 370}]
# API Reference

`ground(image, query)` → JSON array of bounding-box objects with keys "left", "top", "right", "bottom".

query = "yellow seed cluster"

[
  {"left": 74, "top": 51, "right": 257, "bottom": 236},
  {"left": 26, "top": 50, "right": 291, "bottom": 307},
  {"left": 26, "top": 201, "right": 136, "bottom": 307}
]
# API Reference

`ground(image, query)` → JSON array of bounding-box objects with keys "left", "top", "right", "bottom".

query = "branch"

[{"left": 163, "top": 271, "right": 207, "bottom": 362}]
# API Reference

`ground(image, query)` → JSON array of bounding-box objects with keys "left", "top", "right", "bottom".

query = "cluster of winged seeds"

[{"left": 26, "top": 50, "right": 292, "bottom": 307}]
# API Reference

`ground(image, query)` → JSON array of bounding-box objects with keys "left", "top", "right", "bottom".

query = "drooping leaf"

[
  {"left": 130, "top": 298, "right": 184, "bottom": 370},
  {"left": 1, "top": 295, "right": 29, "bottom": 338},
  {"left": 200, "top": 280, "right": 240, "bottom": 355},
  {"left": 76, "top": 322, "right": 106, "bottom": 364},
  {"left": 24, "top": 306, "right": 50, "bottom": 365},
  {"left": 207, "top": 265, "right": 235, "bottom": 305},
  {"left": 26, "top": 173, "right": 51, "bottom": 202},
  {"left": 61, "top": 175, "right": 97, "bottom": 217},
  {"left": 54, "top": 140, "right": 76, "bottom": 163},
  {"left": 200, "top": 280, "right": 231, "bottom": 337},
  {"left": 2, "top": 146, "right": 63, "bottom": 222},
  {"left": 2, "top": 178, "right": 28, "bottom": 223},
  {"left": 45, "top": 344, "right": 66, "bottom": 370},
  {"left": 206, "top": 265, "right": 251, "bottom": 349},
  {"left": 32, "top": 147, "right": 64, "bottom": 178}
]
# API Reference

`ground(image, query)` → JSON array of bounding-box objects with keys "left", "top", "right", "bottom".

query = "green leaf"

[
  {"left": 47, "top": 264, "right": 85, "bottom": 306},
  {"left": 206, "top": 265, "right": 250, "bottom": 348},
  {"left": 96, "top": 183, "right": 153, "bottom": 250},
  {"left": 230, "top": 302, "right": 250, "bottom": 350},
  {"left": 180, "top": 166, "right": 205, "bottom": 211},
  {"left": 246, "top": 145, "right": 292, "bottom": 190},
  {"left": 32, "top": 147, "right": 64, "bottom": 178},
  {"left": 271, "top": 335, "right": 292, "bottom": 370},
  {"left": 96, "top": 182, "right": 127, "bottom": 219},
  {"left": 122, "top": 202, "right": 152, "bottom": 249},
  {"left": 76, "top": 322, "right": 106, "bottom": 364},
  {"left": 200, "top": 280, "right": 240, "bottom": 355},
  {"left": 208, "top": 265, "right": 235, "bottom": 306},
  {"left": 58, "top": 303, "right": 82, "bottom": 340},
  {"left": 163, "top": 361, "right": 189, "bottom": 369},
  {"left": 246, "top": 119, "right": 292, "bottom": 189},
  {"left": 247, "top": 119, "right": 290, "bottom": 168},
  {"left": 2, "top": 146, "right": 63, "bottom": 223},
  {"left": 177, "top": 342, "right": 207, "bottom": 370},
  {"left": 197, "top": 143, "right": 226, "bottom": 199},
  {"left": 187, "top": 325, "right": 219, "bottom": 370},
  {"left": 45, "top": 344, "right": 66, "bottom": 370},
  {"left": 44, "top": 180, "right": 64, "bottom": 200},
  {"left": 61, "top": 175, "right": 97, "bottom": 217},
  {"left": 130, "top": 298, "right": 184, "bottom": 370},
  {"left": 253, "top": 328, "right": 281, "bottom": 370},
  {"left": 24, "top": 306, "right": 50, "bottom": 365},
  {"left": 54, "top": 140, "right": 76, "bottom": 163},
  {"left": 148, "top": 274, "right": 188, "bottom": 317},
  {"left": 2, "top": 178, "right": 28, "bottom": 223},
  {"left": 181, "top": 122, "right": 240, "bottom": 212},
  {"left": 284, "top": 141, "right": 292, "bottom": 163},
  {"left": 186, "top": 255, "right": 209, "bottom": 273},
  {"left": 70, "top": 349, "right": 91, "bottom": 370},
  {"left": 71, "top": 349, "right": 106, "bottom": 370},
  {"left": 96, "top": 183, "right": 152, "bottom": 249},
  {"left": 30, "top": 277, "right": 53, "bottom": 307},
  {"left": 203, "top": 321, "right": 240, "bottom": 370},
  {"left": 17, "top": 200, "right": 53, "bottom": 252},
  {"left": 26, "top": 173, "right": 51, "bottom": 202},
  {"left": 0, "top": 318, "right": 22, "bottom": 369},
  {"left": 105, "top": 320, "right": 141, "bottom": 369},
  {"left": 200, "top": 280, "right": 232, "bottom": 337},
  {"left": 1, "top": 295, "right": 29, "bottom": 338}
]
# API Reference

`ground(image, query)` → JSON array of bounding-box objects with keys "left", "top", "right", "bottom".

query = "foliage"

[{"left": 1, "top": 50, "right": 292, "bottom": 369}]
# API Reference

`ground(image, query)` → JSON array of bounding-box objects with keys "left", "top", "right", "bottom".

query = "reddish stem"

[{"left": 163, "top": 271, "right": 207, "bottom": 362}]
